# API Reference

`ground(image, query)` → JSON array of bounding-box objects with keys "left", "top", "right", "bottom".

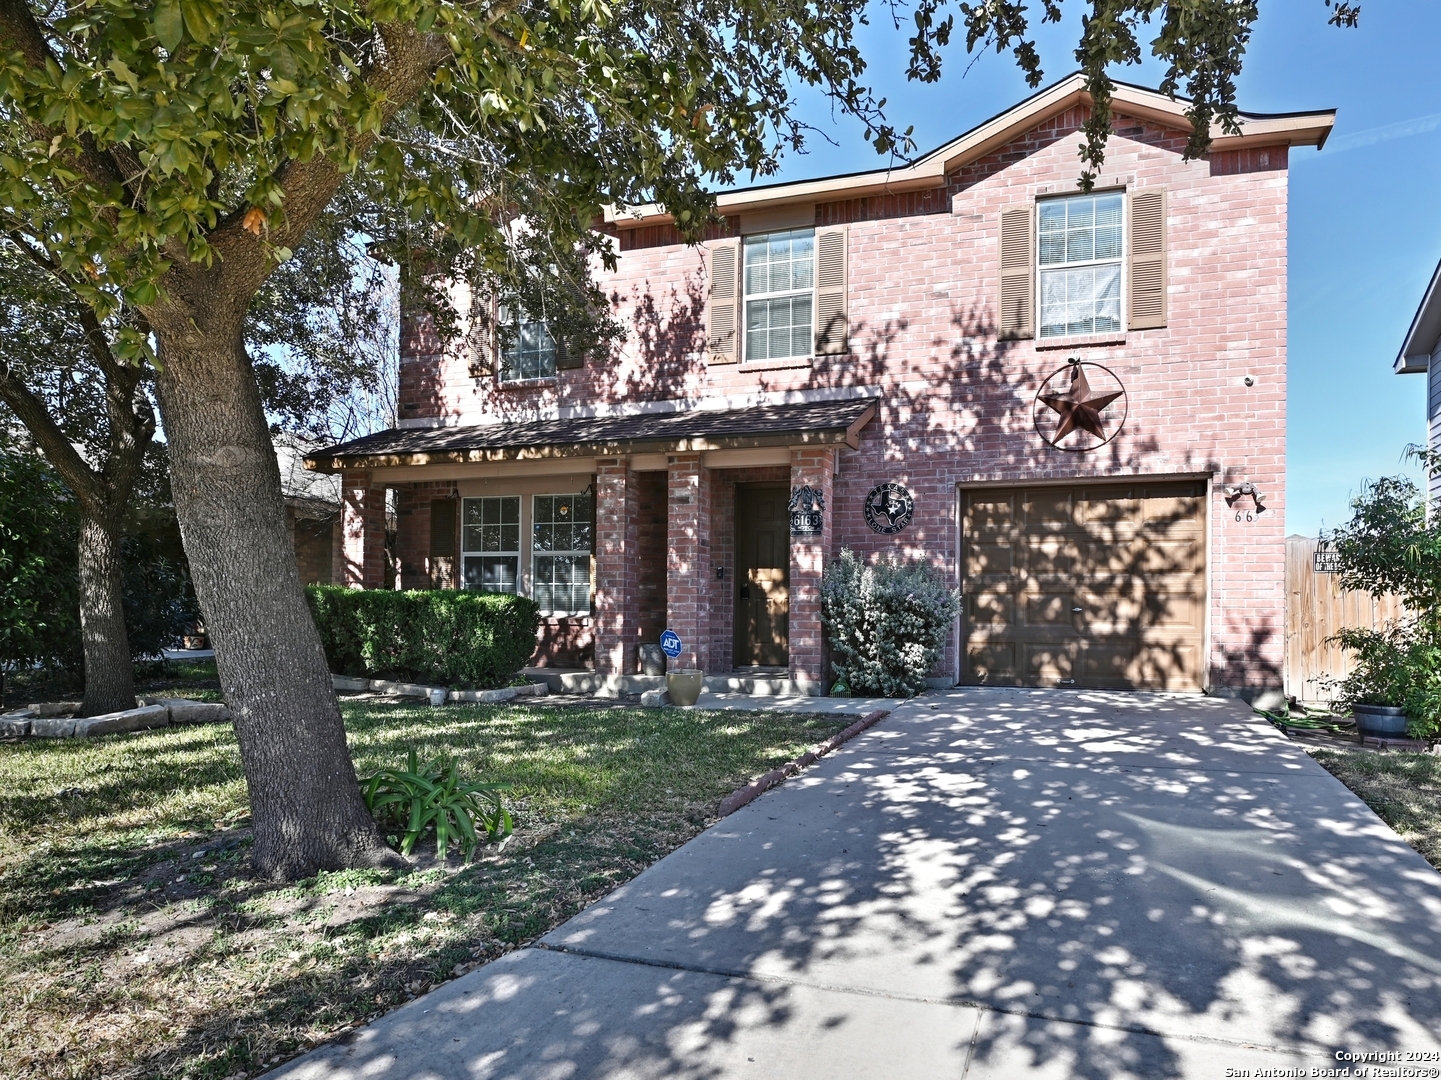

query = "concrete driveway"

[{"left": 272, "top": 688, "right": 1441, "bottom": 1079}]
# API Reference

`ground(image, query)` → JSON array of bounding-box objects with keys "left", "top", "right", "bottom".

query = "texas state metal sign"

[{"left": 864, "top": 483, "right": 914, "bottom": 534}]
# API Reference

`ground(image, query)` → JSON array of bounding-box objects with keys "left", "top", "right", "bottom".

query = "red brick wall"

[
  {"left": 788, "top": 450, "right": 835, "bottom": 692},
  {"left": 340, "top": 472, "right": 386, "bottom": 589},
  {"left": 395, "top": 482, "right": 459, "bottom": 590},
  {"left": 289, "top": 511, "right": 336, "bottom": 586},
  {"left": 666, "top": 455, "right": 712, "bottom": 671},
  {"left": 395, "top": 105, "right": 1292, "bottom": 691},
  {"left": 594, "top": 460, "right": 641, "bottom": 674}
]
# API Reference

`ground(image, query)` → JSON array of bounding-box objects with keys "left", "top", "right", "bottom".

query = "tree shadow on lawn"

[{"left": 0, "top": 701, "right": 856, "bottom": 1079}]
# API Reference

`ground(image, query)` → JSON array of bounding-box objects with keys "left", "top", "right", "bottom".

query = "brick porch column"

[
  {"left": 594, "top": 458, "right": 641, "bottom": 675},
  {"left": 789, "top": 448, "right": 835, "bottom": 695},
  {"left": 666, "top": 454, "right": 712, "bottom": 672},
  {"left": 340, "top": 470, "right": 385, "bottom": 589}
]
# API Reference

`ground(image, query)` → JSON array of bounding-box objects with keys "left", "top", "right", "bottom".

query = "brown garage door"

[{"left": 962, "top": 482, "right": 1207, "bottom": 690}]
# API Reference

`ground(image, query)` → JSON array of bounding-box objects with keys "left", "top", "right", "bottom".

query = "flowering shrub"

[{"left": 820, "top": 548, "right": 959, "bottom": 697}]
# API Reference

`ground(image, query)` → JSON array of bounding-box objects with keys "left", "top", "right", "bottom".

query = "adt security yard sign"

[{"left": 659, "top": 630, "right": 683, "bottom": 659}]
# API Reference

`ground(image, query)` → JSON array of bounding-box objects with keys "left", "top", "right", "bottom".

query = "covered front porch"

[{"left": 305, "top": 397, "right": 877, "bottom": 695}]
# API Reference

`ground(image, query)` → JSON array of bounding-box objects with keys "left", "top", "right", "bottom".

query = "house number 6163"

[{"left": 1234, "top": 510, "right": 1255, "bottom": 522}]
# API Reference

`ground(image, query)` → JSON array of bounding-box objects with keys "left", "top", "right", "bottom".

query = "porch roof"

[{"left": 305, "top": 398, "right": 878, "bottom": 472}]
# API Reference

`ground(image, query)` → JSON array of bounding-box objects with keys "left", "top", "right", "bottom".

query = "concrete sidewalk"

[{"left": 270, "top": 687, "right": 1441, "bottom": 1079}]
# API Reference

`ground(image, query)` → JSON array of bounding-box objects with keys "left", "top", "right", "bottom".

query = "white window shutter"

[
  {"left": 707, "top": 238, "right": 741, "bottom": 365},
  {"left": 1127, "top": 189, "right": 1168, "bottom": 330},
  {"left": 814, "top": 225, "right": 849, "bottom": 356},
  {"left": 998, "top": 206, "right": 1034, "bottom": 340}
]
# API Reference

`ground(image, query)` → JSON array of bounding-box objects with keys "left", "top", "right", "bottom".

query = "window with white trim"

[
  {"left": 498, "top": 302, "right": 557, "bottom": 382},
  {"left": 743, "top": 228, "right": 814, "bottom": 362},
  {"left": 461, "top": 496, "right": 520, "bottom": 593},
  {"left": 1038, "top": 192, "right": 1124, "bottom": 338},
  {"left": 531, "top": 493, "right": 592, "bottom": 616}
]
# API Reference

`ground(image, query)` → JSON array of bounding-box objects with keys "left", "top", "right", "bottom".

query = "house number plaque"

[{"left": 789, "top": 486, "right": 825, "bottom": 536}]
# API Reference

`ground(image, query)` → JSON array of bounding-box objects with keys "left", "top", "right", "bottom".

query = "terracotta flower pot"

[
  {"left": 666, "top": 669, "right": 705, "bottom": 708},
  {"left": 1353, "top": 704, "right": 1408, "bottom": 736}
]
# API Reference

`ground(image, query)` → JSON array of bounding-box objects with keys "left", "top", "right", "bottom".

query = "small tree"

[
  {"left": 821, "top": 549, "right": 959, "bottom": 698},
  {"left": 1327, "top": 455, "right": 1441, "bottom": 735}
]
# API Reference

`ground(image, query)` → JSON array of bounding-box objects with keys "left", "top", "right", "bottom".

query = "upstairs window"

[
  {"left": 498, "top": 303, "right": 557, "bottom": 382},
  {"left": 1038, "top": 193, "right": 1123, "bottom": 338},
  {"left": 744, "top": 229, "right": 814, "bottom": 362},
  {"left": 532, "top": 493, "right": 593, "bottom": 616},
  {"left": 461, "top": 496, "right": 520, "bottom": 593}
]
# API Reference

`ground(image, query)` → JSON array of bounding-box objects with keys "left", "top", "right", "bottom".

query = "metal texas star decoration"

[{"left": 1033, "top": 359, "right": 1128, "bottom": 451}]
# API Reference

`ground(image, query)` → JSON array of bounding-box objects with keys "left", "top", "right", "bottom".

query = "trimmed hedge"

[{"left": 306, "top": 585, "right": 540, "bottom": 688}]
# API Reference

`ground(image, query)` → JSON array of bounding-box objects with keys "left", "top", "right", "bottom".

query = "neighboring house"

[
  {"left": 276, "top": 434, "right": 342, "bottom": 586},
  {"left": 1395, "top": 258, "right": 1441, "bottom": 507},
  {"left": 306, "top": 75, "right": 1333, "bottom": 696}
]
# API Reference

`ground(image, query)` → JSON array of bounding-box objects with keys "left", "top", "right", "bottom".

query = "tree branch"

[
  {"left": 207, "top": 21, "right": 455, "bottom": 297},
  {"left": 0, "top": 363, "right": 104, "bottom": 509}
]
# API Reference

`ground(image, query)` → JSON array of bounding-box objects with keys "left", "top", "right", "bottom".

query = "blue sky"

[{"left": 752, "top": 1, "right": 1441, "bottom": 538}]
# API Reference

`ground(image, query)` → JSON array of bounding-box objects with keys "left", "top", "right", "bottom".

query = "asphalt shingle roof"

[{"left": 306, "top": 397, "right": 877, "bottom": 471}]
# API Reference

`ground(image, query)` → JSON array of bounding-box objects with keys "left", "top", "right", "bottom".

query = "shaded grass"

[
  {"left": 1311, "top": 746, "right": 1441, "bottom": 868},
  {"left": 0, "top": 696, "right": 855, "bottom": 1080}
]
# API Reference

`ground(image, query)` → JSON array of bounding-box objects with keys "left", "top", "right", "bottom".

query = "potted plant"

[
  {"left": 1324, "top": 458, "right": 1441, "bottom": 741},
  {"left": 1330, "top": 623, "right": 1425, "bottom": 737}
]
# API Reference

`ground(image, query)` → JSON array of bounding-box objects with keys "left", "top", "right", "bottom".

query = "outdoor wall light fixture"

[
  {"left": 1224, "top": 482, "right": 1266, "bottom": 513},
  {"left": 716, "top": 566, "right": 725, "bottom": 580}
]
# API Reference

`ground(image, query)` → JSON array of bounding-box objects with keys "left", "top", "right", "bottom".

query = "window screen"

[
  {"left": 461, "top": 496, "right": 520, "bottom": 593},
  {"left": 499, "top": 303, "right": 557, "bottom": 382},
  {"left": 743, "top": 229, "right": 815, "bottom": 362},
  {"left": 1038, "top": 193, "right": 1124, "bottom": 338},
  {"left": 532, "top": 493, "right": 593, "bottom": 616}
]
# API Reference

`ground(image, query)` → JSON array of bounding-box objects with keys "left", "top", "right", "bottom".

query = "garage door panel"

[
  {"left": 1132, "top": 642, "right": 1199, "bottom": 690},
  {"left": 966, "top": 641, "right": 1019, "bottom": 684},
  {"left": 1132, "top": 538, "right": 1204, "bottom": 574},
  {"left": 967, "top": 540, "right": 1014, "bottom": 576},
  {"left": 1023, "top": 644, "right": 1076, "bottom": 683},
  {"left": 1023, "top": 536, "right": 1085, "bottom": 577},
  {"left": 968, "top": 590, "right": 1015, "bottom": 625},
  {"left": 964, "top": 482, "right": 1206, "bottom": 691},
  {"left": 1075, "top": 494, "right": 1140, "bottom": 525},
  {"left": 1022, "top": 491, "right": 1075, "bottom": 530},
  {"left": 1021, "top": 591, "right": 1078, "bottom": 629},
  {"left": 1078, "top": 640, "right": 1139, "bottom": 686},
  {"left": 967, "top": 498, "right": 1016, "bottom": 532}
]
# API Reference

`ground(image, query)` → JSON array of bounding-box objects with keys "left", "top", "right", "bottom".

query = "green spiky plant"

[{"left": 360, "top": 749, "right": 512, "bottom": 861}]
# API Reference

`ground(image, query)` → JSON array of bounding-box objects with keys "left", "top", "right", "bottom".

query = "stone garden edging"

[
  {"left": 331, "top": 674, "right": 549, "bottom": 704},
  {"left": 0, "top": 697, "right": 233, "bottom": 739}
]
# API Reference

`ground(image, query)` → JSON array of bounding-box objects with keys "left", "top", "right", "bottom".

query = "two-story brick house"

[{"left": 306, "top": 75, "right": 1333, "bottom": 698}]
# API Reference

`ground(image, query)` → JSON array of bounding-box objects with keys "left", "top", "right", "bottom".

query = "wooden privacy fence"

[{"left": 1284, "top": 535, "right": 1406, "bottom": 703}]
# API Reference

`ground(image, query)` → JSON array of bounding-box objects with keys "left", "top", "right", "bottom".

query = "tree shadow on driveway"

[{"left": 274, "top": 688, "right": 1441, "bottom": 1079}]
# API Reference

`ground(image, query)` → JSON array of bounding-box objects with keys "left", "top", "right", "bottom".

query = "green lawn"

[
  {"left": 1311, "top": 745, "right": 1441, "bottom": 869},
  {"left": 0, "top": 697, "right": 857, "bottom": 1080}
]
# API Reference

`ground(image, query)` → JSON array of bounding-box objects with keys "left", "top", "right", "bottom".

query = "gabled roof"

[
  {"left": 1396, "top": 258, "right": 1441, "bottom": 374},
  {"left": 306, "top": 399, "right": 877, "bottom": 471},
  {"left": 606, "top": 74, "right": 1335, "bottom": 227}
]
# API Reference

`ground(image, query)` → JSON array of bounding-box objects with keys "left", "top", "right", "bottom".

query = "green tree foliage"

[
  {"left": 821, "top": 549, "right": 959, "bottom": 698},
  {"left": 0, "top": 437, "right": 79, "bottom": 694}
]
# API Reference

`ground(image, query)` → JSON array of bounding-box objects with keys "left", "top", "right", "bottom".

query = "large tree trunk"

[
  {"left": 77, "top": 509, "right": 136, "bottom": 716},
  {"left": 152, "top": 316, "right": 398, "bottom": 880}
]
